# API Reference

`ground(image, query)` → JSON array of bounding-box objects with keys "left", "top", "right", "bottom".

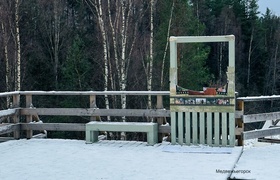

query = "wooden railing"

[
  {"left": 0, "top": 91, "right": 170, "bottom": 141},
  {"left": 3, "top": 91, "right": 280, "bottom": 145},
  {"left": 236, "top": 95, "right": 280, "bottom": 145}
]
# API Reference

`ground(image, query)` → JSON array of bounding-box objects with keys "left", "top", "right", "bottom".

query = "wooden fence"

[
  {"left": 0, "top": 91, "right": 170, "bottom": 142},
  {"left": 236, "top": 95, "right": 280, "bottom": 145},
  {"left": 2, "top": 91, "right": 280, "bottom": 146}
]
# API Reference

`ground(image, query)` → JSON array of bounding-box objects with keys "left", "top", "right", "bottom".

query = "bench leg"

[
  {"left": 86, "top": 130, "right": 99, "bottom": 143},
  {"left": 147, "top": 126, "right": 158, "bottom": 146}
]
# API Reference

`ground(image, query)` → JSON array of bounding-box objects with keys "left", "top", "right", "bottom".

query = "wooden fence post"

[
  {"left": 236, "top": 99, "right": 244, "bottom": 146},
  {"left": 156, "top": 95, "right": 164, "bottom": 142},
  {"left": 25, "top": 94, "right": 33, "bottom": 139},
  {"left": 13, "top": 94, "right": 20, "bottom": 139},
  {"left": 90, "top": 95, "right": 97, "bottom": 121}
]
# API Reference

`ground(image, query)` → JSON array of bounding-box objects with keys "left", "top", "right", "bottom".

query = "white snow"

[
  {"left": 1, "top": 138, "right": 279, "bottom": 180},
  {"left": 0, "top": 139, "right": 242, "bottom": 180},
  {"left": 231, "top": 144, "right": 280, "bottom": 179}
]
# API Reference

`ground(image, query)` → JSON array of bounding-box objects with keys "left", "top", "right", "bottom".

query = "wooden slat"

[
  {"left": 185, "top": 112, "right": 191, "bottom": 145},
  {"left": 18, "top": 91, "right": 170, "bottom": 96},
  {"left": 171, "top": 112, "right": 176, "bottom": 145},
  {"left": 237, "top": 95, "right": 280, "bottom": 102},
  {"left": 21, "top": 123, "right": 170, "bottom": 134},
  {"left": 0, "top": 109, "right": 18, "bottom": 117},
  {"left": 178, "top": 112, "right": 184, "bottom": 145},
  {"left": 229, "top": 113, "right": 235, "bottom": 146},
  {"left": 199, "top": 112, "right": 205, "bottom": 144},
  {"left": 21, "top": 108, "right": 170, "bottom": 117},
  {"left": 171, "top": 35, "right": 235, "bottom": 43},
  {"left": 207, "top": 112, "right": 212, "bottom": 145},
  {"left": 243, "top": 112, "right": 280, "bottom": 123},
  {"left": 170, "top": 105, "right": 235, "bottom": 113},
  {"left": 0, "top": 91, "right": 19, "bottom": 97},
  {"left": 243, "top": 127, "right": 280, "bottom": 140},
  {"left": 192, "top": 112, "right": 198, "bottom": 144},
  {"left": 214, "top": 112, "right": 220, "bottom": 146},
  {"left": 158, "top": 125, "right": 171, "bottom": 134},
  {"left": 0, "top": 124, "right": 20, "bottom": 135},
  {"left": 222, "top": 113, "right": 227, "bottom": 146},
  {"left": 20, "top": 123, "right": 85, "bottom": 131},
  {"left": 235, "top": 111, "right": 243, "bottom": 119}
]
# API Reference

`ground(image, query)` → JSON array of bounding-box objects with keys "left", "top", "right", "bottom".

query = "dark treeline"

[{"left": 1, "top": 0, "right": 280, "bottom": 108}]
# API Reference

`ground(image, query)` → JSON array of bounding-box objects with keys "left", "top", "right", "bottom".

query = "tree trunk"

[
  {"left": 1, "top": 21, "right": 11, "bottom": 107},
  {"left": 161, "top": 0, "right": 174, "bottom": 90},
  {"left": 54, "top": 0, "right": 60, "bottom": 89},
  {"left": 272, "top": 42, "right": 278, "bottom": 94},
  {"left": 247, "top": 28, "right": 254, "bottom": 88},
  {"left": 147, "top": 0, "right": 154, "bottom": 110},
  {"left": 15, "top": 0, "right": 21, "bottom": 91},
  {"left": 86, "top": 0, "right": 111, "bottom": 120}
]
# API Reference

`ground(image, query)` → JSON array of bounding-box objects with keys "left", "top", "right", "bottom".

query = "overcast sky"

[{"left": 258, "top": 0, "right": 280, "bottom": 16}]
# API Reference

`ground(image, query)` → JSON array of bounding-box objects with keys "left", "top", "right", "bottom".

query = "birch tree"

[
  {"left": 0, "top": 2, "right": 12, "bottom": 107},
  {"left": 85, "top": 0, "right": 110, "bottom": 120},
  {"left": 147, "top": 0, "right": 154, "bottom": 109},
  {"left": 160, "top": 0, "right": 174, "bottom": 90},
  {"left": 15, "top": 0, "right": 21, "bottom": 91},
  {"left": 0, "top": 0, "right": 21, "bottom": 107}
]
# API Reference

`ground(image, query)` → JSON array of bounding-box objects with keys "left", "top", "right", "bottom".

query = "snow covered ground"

[
  {"left": 0, "top": 139, "right": 243, "bottom": 180},
  {"left": 1, "top": 138, "right": 279, "bottom": 180},
  {"left": 230, "top": 139, "right": 280, "bottom": 180}
]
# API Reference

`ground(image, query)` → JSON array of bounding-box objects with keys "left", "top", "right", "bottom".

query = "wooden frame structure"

[{"left": 169, "top": 35, "right": 236, "bottom": 146}]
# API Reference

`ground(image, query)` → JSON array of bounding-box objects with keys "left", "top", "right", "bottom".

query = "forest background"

[{"left": 0, "top": 0, "right": 279, "bottom": 138}]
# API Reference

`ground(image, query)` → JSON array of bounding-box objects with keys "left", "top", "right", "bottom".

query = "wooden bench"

[{"left": 86, "top": 121, "right": 158, "bottom": 145}]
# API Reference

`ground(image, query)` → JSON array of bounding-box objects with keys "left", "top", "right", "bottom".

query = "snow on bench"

[{"left": 86, "top": 121, "right": 158, "bottom": 145}]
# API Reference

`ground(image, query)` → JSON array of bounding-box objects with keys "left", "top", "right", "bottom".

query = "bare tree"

[
  {"left": 0, "top": 0, "right": 21, "bottom": 107},
  {"left": 160, "top": 0, "right": 174, "bottom": 90},
  {"left": 147, "top": 0, "right": 154, "bottom": 109},
  {"left": 15, "top": 0, "right": 21, "bottom": 91},
  {"left": 85, "top": 0, "right": 111, "bottom": 120}
]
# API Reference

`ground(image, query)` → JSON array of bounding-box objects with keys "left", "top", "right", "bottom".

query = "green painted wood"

[
  {"left": 222, "top": 113, "right": 227, "bottom": 146},
  {"left": 229, "top": 113, "right": 235, "bottom": 146},
  {"left": 207, "top": 112, "right": 212, "bottom": 145},
  {"left": 178, "top": 112, "right": 184, "bottom": 145},
  {"left": 169, "top": 35, "right": 236, "bottom": 147},
  {"left": 170, "top": 35, "right": 235, "bottom": 43},
  {"left": 171, "top": 112, "right": 176, "bottom": 145},
  {"left": 86, "top": 122, "right": 158, "bottom": 145},
  {"left": 185, "top": 112, "right": 191, "bottom": 145},
  {"left": 229, "top": 38, "right": 235, "bottom": 67},
  {"left": 214, "top": 112, "right": 220, "bottom": 146},
  {"left": 199, "top": 112, "right": 205, "bottom": 144},
  {"left": 170, "top": 105, "right": 235, "bottom": 113},
  {"left": 192, "top": 112, "right": 198, "bottom": 144}
]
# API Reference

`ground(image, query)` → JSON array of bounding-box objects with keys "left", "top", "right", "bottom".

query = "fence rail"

[
  {"left": 2, "top": 91, "right": 280, "bottom": 146},
  {"left": 0, "top": 91, "right": 170, "bottom": 142},
  {"left": 236, "top": 95, "right": 280, "bottom": 145}
]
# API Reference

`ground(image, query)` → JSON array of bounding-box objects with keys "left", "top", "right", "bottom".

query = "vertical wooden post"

[
  {"left": 90, "top": 95, "right": 97, "bottom": 121},
  {"left": 13, "top": 94, "right": 20, "bottom": 139},
  {"left": 156, "top": 95, "right": 164, "bottom": 142},
  {"left": 25, "top": 94, "right": 33, "bottom": 139},
  {"left": 236, "top": 99, "right": 244, "bottom": 146}
]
